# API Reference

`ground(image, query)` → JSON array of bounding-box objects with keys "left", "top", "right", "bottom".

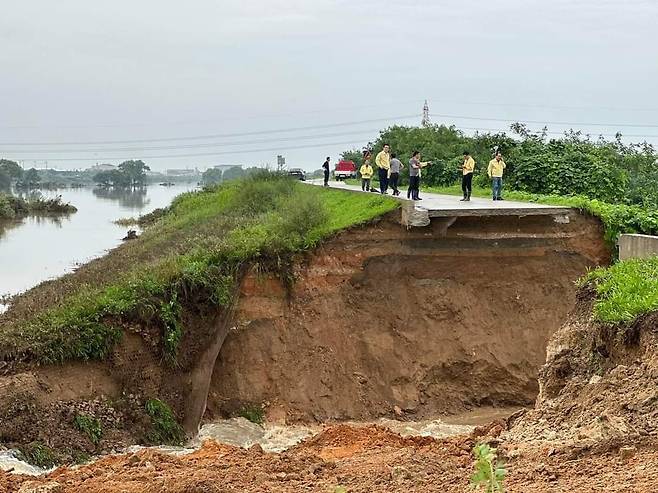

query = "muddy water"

[
  {"left": 0, "top": 185, "right": 194, "bottom": 312},
  {"left": 0, "top": 407, "right": 522, "bottom": 476}
]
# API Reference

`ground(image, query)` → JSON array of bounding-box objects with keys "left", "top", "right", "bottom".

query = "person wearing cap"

[{"left": 461, "top": 150, "right": 475, "bottom": 202}]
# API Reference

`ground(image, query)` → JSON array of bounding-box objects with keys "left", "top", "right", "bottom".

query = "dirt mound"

[
  {"left": 507, "top": 294, "right": 658, "bottom": 446},
  {"left": 3, "top": 424, "right": 658, "bottom": 492}
]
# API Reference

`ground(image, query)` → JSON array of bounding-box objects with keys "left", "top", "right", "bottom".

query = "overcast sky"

[{"left": 1, "top": 0, "right": 657, "bottom": 171}]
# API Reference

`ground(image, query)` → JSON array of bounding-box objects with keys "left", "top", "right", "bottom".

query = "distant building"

[
  {"left": 88, "top": 163, "right": 117, "bottom": 173},
  {"left": 211, "top": 164, "right": 241, "bottom": 172},
  {"left": 166, "top": 168, "right": 200, "bottom": 177}
]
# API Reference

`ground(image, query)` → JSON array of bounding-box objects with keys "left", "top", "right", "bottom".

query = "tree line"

[{"left": 342, "top": 124, "right": 657, "bottom": 207}]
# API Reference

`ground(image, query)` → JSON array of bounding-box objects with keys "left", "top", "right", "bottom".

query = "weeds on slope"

[
  {"left": 582, "top": 257, "right": 658, "bottom": 324},
  {"left": 0, "top": 172, "right": 397, "bottom": 365}
]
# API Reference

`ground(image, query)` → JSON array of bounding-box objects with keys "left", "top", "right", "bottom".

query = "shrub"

[
  {"left": 238, "top": 404, "right": 265, "bottom": 425},
  {"left": 17, "top": 442, "right": 59, "bottom": 469},
  {"left": 471, "top": 443, "right": 506, "bottom": 492},
  {"left": 74, "top": 414, "right": 103, "bottom": 445},
  {"left": 145, "top": 398, "right": 186, "bottom": 445}
]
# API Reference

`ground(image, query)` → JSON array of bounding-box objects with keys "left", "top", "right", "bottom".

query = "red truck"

[{"left": 334, "top": 160, "right": 356, "bottom": 181}]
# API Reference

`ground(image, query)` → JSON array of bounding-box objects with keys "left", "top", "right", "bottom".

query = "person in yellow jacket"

[
  {"left": 487, "top": 151, "right": 506, "bottom": 200},
  {"left": 360, "top": 153, "right": 374, "bottom": 192},
  {"left": 375, "top": 144, "right": 391, "bottom": 194},
  {"left": 460, "top": 150, "right": 475, "bottom": 202}
]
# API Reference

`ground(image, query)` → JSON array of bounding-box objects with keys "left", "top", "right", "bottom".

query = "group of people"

[
  {"left": 359, "top": 145, "right": 432, "bottom": 201},
  {"left": 356, "top": 146, "right": 507, "bottom": 201}
]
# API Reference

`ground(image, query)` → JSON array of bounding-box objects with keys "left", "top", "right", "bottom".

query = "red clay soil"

[
  {"left": 3, "top": 424, "right": 657, "bottom": 493},
  {"left": 210, "top": 212, "right": 609, "bottom": 421}
]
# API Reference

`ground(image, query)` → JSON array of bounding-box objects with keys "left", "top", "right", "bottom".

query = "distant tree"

[
  {"left": 202, "top": 168, "right": 223, "bottom": 185},
  {"left": 0, "top": 159, "right": 23, "bottom": 182},
  {"left": 340, "top": 149, "right": 366, "bottom": 169},
  {"left": 118, "top": 160, "right": 150, "bottom": 187},
  {"left": 19, "top": 168, "right": 41, "bottom": 188},
  {"left": 0, "top": 169, "right": 11, "bottom": 191},
  {"left": 222, "top": 166, "right": 246, "bottom": 182}
]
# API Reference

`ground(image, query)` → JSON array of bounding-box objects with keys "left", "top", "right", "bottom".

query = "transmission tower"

[{"left": 421, "top": 100, "right": 430, "bottom": 127}]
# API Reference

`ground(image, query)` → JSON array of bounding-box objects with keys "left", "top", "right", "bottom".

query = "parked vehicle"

[
  {"left": 287, "top": 168, "right": 306, "bottom": 181},
  {"left": 334, "top": 160, "right": 356, "bottom": 180}
]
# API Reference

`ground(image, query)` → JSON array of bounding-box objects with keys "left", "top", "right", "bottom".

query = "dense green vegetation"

[
  {"left": 0, "top": 193, "right": 77, "bottom": 220},
  {"left": 343, "top": 124, "right": 657, "bottom": 207},
  {"left": 0, "top": 172, "right": 397, "bottom": 365},
  {"left": 583, "top": 257, "right": 658, "bottom": 324}
]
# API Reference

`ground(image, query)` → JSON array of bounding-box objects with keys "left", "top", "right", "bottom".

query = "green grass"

[
  {"left": 17, "top": 442, "right": 59, "bottom": 469},
  {"left": 145, "top": 398, "right": 186, "bottom": 445},
  {"left": 0, "top": 173, "right": 398, "bottom": 365},
  {"left": 582, "top": 257, "right": 658, "bottom": 323},
  {"left": 74, "top": 414, "right": 103, "bottom": 445},
  {"left": 238, "top": 404, "right": 265, "bottom": 425}
]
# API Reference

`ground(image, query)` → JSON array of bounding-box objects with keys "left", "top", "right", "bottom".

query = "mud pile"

[
  {"left": 507, "top": 292, "right": 658, "bottom": 446},
  {"left": 4, "top": 423, "right": 658, "bottom": 493}
]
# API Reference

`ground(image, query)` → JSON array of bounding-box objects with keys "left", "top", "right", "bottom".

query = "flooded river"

[{"left": 0, "top": 184, "right": 194, "bottom": 312}]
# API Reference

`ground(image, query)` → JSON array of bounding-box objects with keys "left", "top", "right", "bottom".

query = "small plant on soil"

[
  {"left": 238, "top": 404, "right": 265, "bottom": 425},
  {"left": 17, "top": 442, "right": 59, "bottom": 469},
  {"left": 471, "top": 443, "right": 506, "bottom": 492},
  {"left": 145, "top": 398, "right": 185, "bottom": 445},
  {"left": 74, "top": 414, "right": 103, "bottom": 445}
]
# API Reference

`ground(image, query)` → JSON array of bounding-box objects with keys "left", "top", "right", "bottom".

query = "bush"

[
  {"left": 238, "top": 404, "right": 265, "bottom": 425},
  {"left": 583, "top": 257, "right": 658, "bottom": 323},
  {"left": 145, "top": 398, "right": 185, "bottom": 445},
  {"left": 74, "top": 414, "right": 103, "bottom": 445}
]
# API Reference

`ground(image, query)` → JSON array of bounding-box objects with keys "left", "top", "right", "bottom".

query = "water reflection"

[
  {"left": 0, "top": 184, "right": 194, "bottom": 305},
  {"left": 92, "top": 187, "right": 150, "bottom": 210}
]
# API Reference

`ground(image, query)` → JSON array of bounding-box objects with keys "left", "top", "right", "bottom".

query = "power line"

[
  {"left": 0, "top": 114, "right": 419, "bottom": 146},
  {"left": 13, "top": 139, "right": 372, "bottom": 162},
  {"left": 0, "top": 128, "right": 382, "bottom": 154},
  {"left": 429, "top": 113, "right": 658, "bottom": 129}
]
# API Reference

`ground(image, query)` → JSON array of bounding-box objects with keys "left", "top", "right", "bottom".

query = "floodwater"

[
  {"left": 0, "top": 185, "right": 195, "bottom": 312},
  {"left": 0, "top": 408, "right": 522, "bottom": 476}
]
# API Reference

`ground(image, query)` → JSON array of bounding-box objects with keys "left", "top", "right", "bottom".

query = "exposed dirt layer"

[
  {"left": 210, "top": 212, "right": 608, "bottom": 421},
  {"left": 507, "top": 293, "right": 658, "bottom": 446},
  {"left": 0, "top": 211, "right": 608, "bottom": 460},
  {"left": 3, "top": 425, "right": 658, "bottom": 493}
]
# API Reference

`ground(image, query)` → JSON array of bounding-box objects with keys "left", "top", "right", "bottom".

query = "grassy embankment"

[
  {"left": 0, "top": 193, "right": 77, "bottom": 219},
  {"left": 0, "top": 173, "right": 397, "bottom": 366},
  {"left": 581, "top": 257, "right": 658, "bottom": 324}
]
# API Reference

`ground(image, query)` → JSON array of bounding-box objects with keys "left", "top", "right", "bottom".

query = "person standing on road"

[
  {"left": 389, "top": 153, "right": 403, "bottom": 196},
  {"left": 322, "top": 156, "right": 330, "bottom": 187},
  {"left": 375, "top": 144, "right": 391, "bottom": 194},
  {"left": 360, "top": 153, "right": 374, "bottom": 191},
  {"left": 461, "top": 150, "right": 475, "bottom": 202},
  {"left": 487, "top": 151, "right": 506, "bottom": 200},
  {"left": 408, "top": 151, "right": 431, "bottom": 201}
]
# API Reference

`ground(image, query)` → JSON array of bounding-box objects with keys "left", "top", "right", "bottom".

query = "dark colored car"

[{"left": 287, "top": 168, "right": 306, "bottom": 181}]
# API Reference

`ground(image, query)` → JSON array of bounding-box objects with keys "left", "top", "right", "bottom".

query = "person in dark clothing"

[
  {"left": 389, "top": 153, "right": 402, "bottom": 196},
  {"left": 407, "top": 151, "right": 431, "bottom": 201},
  {"left": 460, "top": 150, "right": 475, "bottom": 202},
  {"left": 322, "top": 157, "right": 330, "bottom": 186}
]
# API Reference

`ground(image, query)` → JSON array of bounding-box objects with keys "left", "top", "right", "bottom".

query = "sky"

[{"left": 1, "top": 0, "right": 657, "bottom": 171}]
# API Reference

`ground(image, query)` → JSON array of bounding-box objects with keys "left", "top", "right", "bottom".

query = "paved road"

[{"left": 307, "top": 179, "right": 568, "bottom": 218}]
